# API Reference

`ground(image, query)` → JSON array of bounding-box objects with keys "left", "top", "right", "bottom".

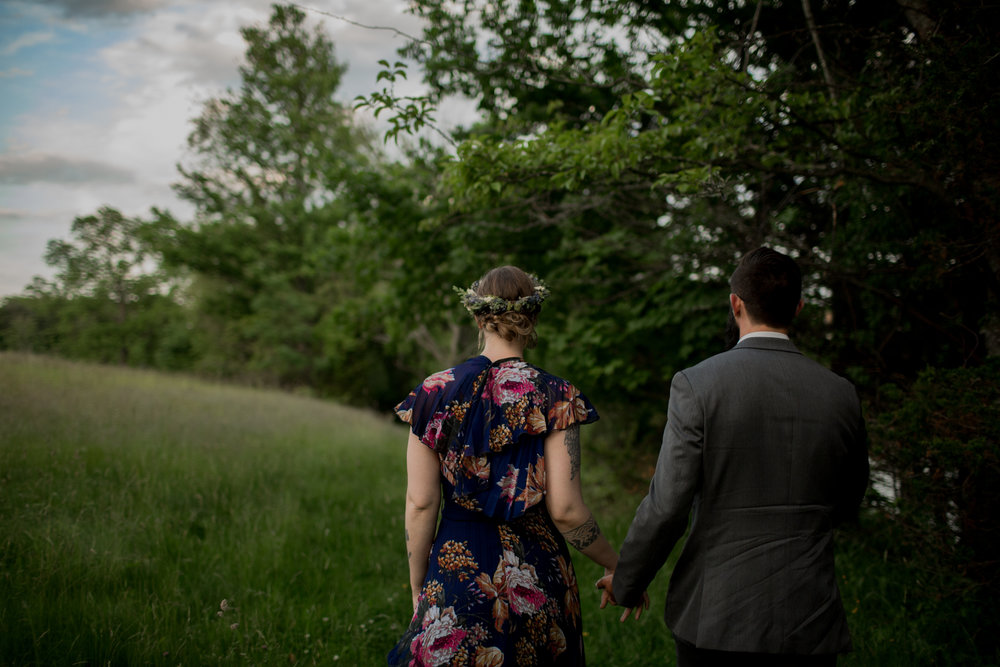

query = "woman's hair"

[{"left": 473, "top": 266, "right": 541, "bottom": 349}]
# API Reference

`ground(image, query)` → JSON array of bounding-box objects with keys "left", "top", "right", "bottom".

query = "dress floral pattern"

[{"left": 389, "top": 356, "right": 599, "bottom": 666}]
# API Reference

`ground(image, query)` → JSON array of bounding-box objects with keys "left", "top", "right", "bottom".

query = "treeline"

[{"left": 1, "top": 2, "right": 999, "bottom": 657}]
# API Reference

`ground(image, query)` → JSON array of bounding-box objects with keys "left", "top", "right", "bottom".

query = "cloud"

[
  {"left": 1, "top": 31, "right": 55, "bottom": 56},
  {"left": 33, "top": 0, "right": 167, "bottom": 19},
  {"left": 0, "top": 154, "right": 135, "bottom": 185},
  {"left": 0, "top": 67, "right": 34, "bottom": 78}
]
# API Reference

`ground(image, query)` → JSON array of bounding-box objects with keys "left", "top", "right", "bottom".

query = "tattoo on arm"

[
  {"left": 565, "top": 424, "right": 581, "bottom": 481},
  {"left": 405, "top": 529, "right": 412, "bottom": 561},
  {"left": 561, "top": 514, "right": 602, "bottom": 551}
]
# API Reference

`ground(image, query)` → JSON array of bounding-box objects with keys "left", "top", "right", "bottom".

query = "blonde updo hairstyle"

[{"left": 473, "top": 266, "right": 540, "bottom": 349}]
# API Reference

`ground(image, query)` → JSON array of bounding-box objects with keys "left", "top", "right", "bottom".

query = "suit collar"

[{"left": 733, "top": 336, "right": 802, "bottom": 354}]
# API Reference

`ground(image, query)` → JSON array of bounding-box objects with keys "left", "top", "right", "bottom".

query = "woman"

[{"left": 388, "top": 266, "right": 628, "bottom": 666}]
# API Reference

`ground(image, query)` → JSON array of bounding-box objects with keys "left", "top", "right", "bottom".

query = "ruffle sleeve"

[
  {"left": 394, "top": 362, "right": 486, "bottom": 451},
  {"left": 394, "top": 357, "right": 599, "bottom": 522},
  {"left": 397, "top": 359, "right": 598, "bottom": 452}
]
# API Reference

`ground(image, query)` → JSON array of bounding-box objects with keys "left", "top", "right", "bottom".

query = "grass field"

[{"left": 0, "top": 353, "right": 987, "bottom": 665}]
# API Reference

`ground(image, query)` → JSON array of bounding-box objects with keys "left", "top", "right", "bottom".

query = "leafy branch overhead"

[{"left": 355, "top": 60, "right": 450, "bottom": 146}]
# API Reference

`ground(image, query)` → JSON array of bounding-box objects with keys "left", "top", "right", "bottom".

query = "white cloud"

[
  {"left": 0, "top": 0, "right": 479, "bottom": 297},
  {"left": 0, "top": 153, "right": 135, "bottom": 184},
  {"left": 0, "top": 67, "right": 34, "bottom": 78},
  {"left": 1, "top": 30, "right": 55, "bottom": 56}
]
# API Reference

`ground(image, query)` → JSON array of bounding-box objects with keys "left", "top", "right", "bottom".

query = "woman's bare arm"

[
  {"left": 544, "top": 425, "right": 618, "bottom": 571},
  {"left": 404, "top": 432, "right": 441, "bottom": 610}
]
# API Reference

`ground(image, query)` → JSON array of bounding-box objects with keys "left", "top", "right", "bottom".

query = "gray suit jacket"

[{"left": 613, "top": 337, "right": 868, "bottom": 655}]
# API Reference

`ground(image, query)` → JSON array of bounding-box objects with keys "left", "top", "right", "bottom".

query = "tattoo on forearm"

[
  {"left": 561, "top": 514, "right": 602, "bottom": 551},
  {"left": 565, "top": 424, "right": 581, "bottom": 481},
  {"left": 405, "top": 529, "right": 412, "bottom": 561}
]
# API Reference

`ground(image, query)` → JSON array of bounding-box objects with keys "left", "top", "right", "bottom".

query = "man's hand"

[{"left": 595, "top": 571, "right": 651, "bottom": 622}]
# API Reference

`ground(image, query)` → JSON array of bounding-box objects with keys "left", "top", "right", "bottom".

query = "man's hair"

[{"left": 729, "top": 247, "right": 802, "bottom": 328}]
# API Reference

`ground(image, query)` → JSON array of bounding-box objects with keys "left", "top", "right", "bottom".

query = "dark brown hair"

[{"left": 729, "top": 247, "right": 802, "bottom": 328}]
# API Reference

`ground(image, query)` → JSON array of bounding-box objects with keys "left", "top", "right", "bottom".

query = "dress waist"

[
  {"left": 441, "top": 501, "right": 545, "bottom": 524},
  {"left": 441, "top": 502, "right": 498, "bottom": 523}
]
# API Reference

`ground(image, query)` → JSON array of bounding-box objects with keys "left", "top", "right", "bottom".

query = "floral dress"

[{"left": 388, "top": 355, "right": 599, "bottom": 666}]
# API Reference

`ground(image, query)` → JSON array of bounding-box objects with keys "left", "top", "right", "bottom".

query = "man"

[{"left": 603, "top": 247, "right": 869, "bottom": 666}]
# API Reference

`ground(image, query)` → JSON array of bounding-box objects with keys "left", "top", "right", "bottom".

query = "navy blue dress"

[{"left": 389, "top": 356, "right": 599, "bottom": 666}]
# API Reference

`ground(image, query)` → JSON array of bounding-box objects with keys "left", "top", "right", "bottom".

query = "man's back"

[
  {"left": 609, "top": 247, "right": 870, "bottom": 664},
  {"left": 667, "top": 336, "right": 868, "bottom": 653},
  {"left": 613, "top": 336, "right": 868, "bottom": 655}
]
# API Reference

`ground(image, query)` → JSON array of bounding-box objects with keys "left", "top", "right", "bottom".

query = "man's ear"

[
  {"left": 795, "top": 299, "right": 804, "bottom": 317},
  {"left": 730, "top": 293, "right": 743, "bottom": 317}
]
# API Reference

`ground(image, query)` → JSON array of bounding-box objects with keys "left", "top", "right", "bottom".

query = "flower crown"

[{"left": 454, "top": 275, "right": 550, "bottom": 315}]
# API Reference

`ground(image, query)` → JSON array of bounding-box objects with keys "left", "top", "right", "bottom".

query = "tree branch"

[{"left": 801, "top": 0, "right": 837, "bottom": 101}]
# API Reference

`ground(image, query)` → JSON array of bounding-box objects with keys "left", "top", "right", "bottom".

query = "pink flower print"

[
  {"left": 499, "top": 550, "right": 547, "bottom": 616},
  {"left": 423, "top": 369, "right": 455, "bottom": 392},
  {"left": 497, "top": 465, "right": 519, "bottom": 505},
  {"left": 422, "top": 414, "right": 446, "bottom": 449},
  {"left": 412, "top": 605, "right": 467, "bottom": 666},
  {"left": 489, "top": 365, "right": 538, "bottom": 405}
]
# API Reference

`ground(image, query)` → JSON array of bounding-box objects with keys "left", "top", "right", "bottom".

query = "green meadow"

[{"left": 0, "top": 353, "right": 981, "bottom": 665}]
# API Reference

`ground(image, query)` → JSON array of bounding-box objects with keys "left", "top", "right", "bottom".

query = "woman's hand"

[
  {"left": 596, "top": 569, "right": 616, "bottom": 609},
  {"left": 596, "top": 570, "right": 650, "bottom": 622}
]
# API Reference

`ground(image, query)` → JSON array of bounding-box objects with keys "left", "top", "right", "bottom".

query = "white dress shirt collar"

[{"left": 738, "top": 331, "right": 790, "bottom": 343}]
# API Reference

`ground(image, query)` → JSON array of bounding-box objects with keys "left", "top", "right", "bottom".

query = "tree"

[
  {"left": 381, "top": 1, "right": 1000, "bottom": 655},
  {"left": 161, "top": 3, "right": 380, "bottom": 390},
  {"left": 40, "top": 207, "right": 169, "bottom": 364},
  {"left": 390, "top": 0, "right": 999, "bottom": 396}
]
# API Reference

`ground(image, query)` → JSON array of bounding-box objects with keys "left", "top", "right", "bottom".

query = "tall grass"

[
  {"left": 1, "top": 353, "right": 408, "bottom": 664},
  {"left": 0, "top": 353, "right": 983, "bottom": 665}
]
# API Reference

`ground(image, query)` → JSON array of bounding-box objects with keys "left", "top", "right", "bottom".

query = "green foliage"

[
  {"left": 868, "top": 361, "right": 1000, "bottom": 656},
  {"left": 161, "top": 3, "right": 381, "bottom": 393},
  {"left": 0, "top": 207, "right": 191, "bottom": 368},
  {"left": 357, "top": 60, "right": 443, "bottom": 146},
  {"left": 401, "top": 0, "right": 1000, "bottom": 393}
]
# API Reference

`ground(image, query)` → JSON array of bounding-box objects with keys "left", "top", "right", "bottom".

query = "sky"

[{"left": 0, "top": 0, "right": 476, "bottom": 298}]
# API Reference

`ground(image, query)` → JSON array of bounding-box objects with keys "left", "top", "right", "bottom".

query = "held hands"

[{"left": 595, "top": 569, "right": 650, "bottom": 622}]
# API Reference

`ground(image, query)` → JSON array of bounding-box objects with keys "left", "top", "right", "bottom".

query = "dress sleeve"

[
  {"left": 394, "top": 390, "right": 418, "bottom": 425},
  {"left": 543, "top": 378, "right": 599, "bottom": 431},
  {"left": 393, "top": 366, "right": 463, "bottom": 450}
]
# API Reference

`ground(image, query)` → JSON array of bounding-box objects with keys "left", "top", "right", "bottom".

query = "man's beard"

[{"left": 724, "top": 308, "right": 740, "bottom": 350}]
